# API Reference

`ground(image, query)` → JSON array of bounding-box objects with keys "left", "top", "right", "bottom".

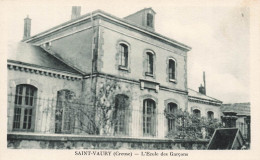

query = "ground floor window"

[
  {"left": 143, "top": 99, "right": 156, "bottom": 136},
  {"left": 207, "top": 111, "right": 214, "bottom": 119},
  {"left": 13, "top": 84, "right": 37, "bottom": 131},
  {"left": 55, "top": 90, "right": 75, "bottom": 134},
  {"left": 193, "top": 109, "right": 201, "bottom": 118},
  {"left": 113, "top": 94, "right": 129, "bottom": 135},
  {"left": 167, "top": 103, "right": 177, "bottom": 132}
]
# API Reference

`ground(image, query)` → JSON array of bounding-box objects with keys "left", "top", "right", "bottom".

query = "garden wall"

[{"left": 7, "top": 133, "right": 209, "bottom": 150}]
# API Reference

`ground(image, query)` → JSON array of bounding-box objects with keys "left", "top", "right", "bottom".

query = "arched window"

[
  {"left": 113, "top": 94, "right": 129, "bottom": 135},
  {"left": 55, "top": 90, "right": 75, "bottom": 134},
  {"left": 13, "top": 84, "right": 37, "bottom": 131},
  {"left": 146, "top": 52, "right": 154, "bottom": 75},
  {"left": 207, "top": 111, "right": 214, "bottom": 120},
  {"left": 167, "top": 103, "right": 177, "bottom": 132},
  {"left": 143, "top": 99, "right": 156, "bottom": 136},
  {"left": 193, "top": 109, "right": 201, "bottom": 118},
  {"left": 147, "top": 13, "right": 153, "bottom": 27},
  {"left": 119, "top": 43, "right": 128, "bottom": 68},
  {"left": 169, "top": 59, "right": 176, "bottom": 80}
]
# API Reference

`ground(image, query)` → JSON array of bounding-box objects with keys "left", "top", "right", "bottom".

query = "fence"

[
  {"left": 8, "top": 93, "right": 223, "bottom": 140},
  {"left": 8, "top": 93, "right": 172, "bottom": 137}
]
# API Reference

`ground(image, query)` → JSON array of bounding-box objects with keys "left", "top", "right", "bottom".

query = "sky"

[{"left": 2, "top": 0, "right": 251, "bottom": 103}]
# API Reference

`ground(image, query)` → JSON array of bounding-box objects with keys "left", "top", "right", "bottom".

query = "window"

[
  {"left": 167, "top": 103, "right": 177, "bottom": 132},
  {"left": 113, "top": 94, "right": 129, "bottom": 135},
  {"left": 143, "top": 99, "right": 156, "bottom": 136},
  {"left": 55, "top": 90, "right": 75, "bottom": 134},
  {"left": 193, "top": 109, "right": 201, "bottom": 118},
  {"left": 13, "top": 84, "right": 37, "bottom": 131},
  {"left": 146, "top": 52, "right": 154, "bottom": 75},
  {"left": 147, "top": 13, "right": 153, "bottom": 27},
  {"left": 207, "top": 111, "right": 214, "bottom": 120},
  {"left": 169, "top": 59, "right": 176, "bottom": 81},
  {"left": 119, "top": 43, "right": 128, "bottom": 68}
]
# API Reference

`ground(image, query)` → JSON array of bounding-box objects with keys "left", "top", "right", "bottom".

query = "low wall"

[{"left": 7, "top": 133, "right": 209, "bottom": 150}]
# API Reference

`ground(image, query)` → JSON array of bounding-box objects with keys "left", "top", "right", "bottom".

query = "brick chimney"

[
  {"left": 199, "top": 84, "right": 206, "bottom": 95},
  {"left": 198, "top": 72, "right": 206, "bottom": 95},
  {"left": 23, "top": 15, "right": 31, "bottom": 39},
  {"left": 71, "top": 6, "right": 81, "bottom": 20}
]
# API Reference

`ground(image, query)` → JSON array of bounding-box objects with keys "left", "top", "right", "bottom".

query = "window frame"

[
  {"left": 207, "top": 111, "right": 214, "bottom": 120},
  {"left": 193, "top": 109, "right": 201, "bottom": 118},
  {"left": 55, "top": 89, "right": 75, "bottom": 134},
  {"left": 143, "top": 99, "right": 156, "bottom": 137},
  {"left": 168, "top": 58, "right": 177, "bottom": 82},
  {"left": 113, "top": 94, "right": 129, "bottom": 136},
  {"left": 118, "top": 43, "right": 129, "bottom": 70},
  {"left": 147, "top": 13, "right": 154, "bottom": 28},
  {"left": 167, "top": 103, "right": 178, "bottom": 132},
  {"left": 13, "top": 84, "right": 37, "bottom": 132},
  {"left": 145, "top": 51, "right": 154, "bottom": 76}
]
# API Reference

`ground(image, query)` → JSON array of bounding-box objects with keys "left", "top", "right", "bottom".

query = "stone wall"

[
  {"left": 99, "top": 19, "right": 188, "bottom": 91},
  {"left": 7, "top": 133, "right": 208, "bottom": 150}
]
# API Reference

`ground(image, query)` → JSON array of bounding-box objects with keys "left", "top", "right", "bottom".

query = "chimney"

[
  {"left": 198, "top": 72, "right": 206, "bottom": 95},
  {"left": 203, "top": 71, "right": 206, "bottom": 95},
  {"left": 199, "top": 84, "right": 206, "bottom": 95},
  {"left": 23, "top": 15, "right": 31, "bottom": 39},
  {"left": 71, "top": 6, "right": 81, "bottom": 20}
]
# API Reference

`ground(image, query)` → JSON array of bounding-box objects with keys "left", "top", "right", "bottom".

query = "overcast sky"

[{"left": 3, "top": 0, "right": 250, "bottom": 103}]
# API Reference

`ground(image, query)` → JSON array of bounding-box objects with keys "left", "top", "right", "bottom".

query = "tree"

[{"left": 165, "top": 108, "right": 223, "bottom": 140}]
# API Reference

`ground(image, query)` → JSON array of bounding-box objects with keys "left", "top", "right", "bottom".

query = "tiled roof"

[
  {"left": 221, "top": 103, "right": 250, "bottom": 116},
  {"left": 188, "top": 88, "right": 222, "bottom": 103},
  {"left": 7, "top": 42, "right": 83, "bottom": 75}
]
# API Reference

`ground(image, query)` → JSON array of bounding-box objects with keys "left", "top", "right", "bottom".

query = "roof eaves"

[
  {"left": 7, "top": 59, "right": 83, "bottom": 77},
  {"left": 40, "top": 47, "right": 86, "bottom": 75},
  {"left": 188, "top": 96, "right": 222, "bottom": 104}
]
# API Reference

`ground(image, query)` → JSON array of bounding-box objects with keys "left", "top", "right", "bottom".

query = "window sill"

[
  {"left": 118, "top": 66, "right": 129, "bottom": 71},
  {"left": 145, "top": 72, "right": 154, "bottom": 77},
  {"left": 169, "top": 79, "right": 177, "bottom": 83}
]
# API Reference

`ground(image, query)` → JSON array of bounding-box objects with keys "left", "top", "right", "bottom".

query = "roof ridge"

[{"left": 22, "top": 9, "right": 191, "bottom": 51}]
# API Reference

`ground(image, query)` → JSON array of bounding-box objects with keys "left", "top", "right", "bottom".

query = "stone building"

[
  {"left": 7, "top": 7, "right": 222, "bottom": 142},
  {"left": 188, "top": 72, "right": 222, "bottom": 120}
]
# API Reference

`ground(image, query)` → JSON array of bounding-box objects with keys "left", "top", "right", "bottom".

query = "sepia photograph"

[{"left": 1, "top": 0, "right": 260, "bottom": 159}]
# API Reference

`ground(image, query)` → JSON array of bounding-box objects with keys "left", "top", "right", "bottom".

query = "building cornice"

[
  {"left": 7, "top": 61, "right": 83, "bottom": 81},
  {"left": 188, "top": 96, "right": 222, "bottom": 106},
  {"left": 22, "top": 10, "right": 191, "bottom": 51},
  {"left": 84, "top": 72, "right": 188, "bottom": 95}
]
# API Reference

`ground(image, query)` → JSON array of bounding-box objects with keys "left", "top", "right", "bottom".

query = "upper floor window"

[
  {"left": 169, "top": 59, "right": 176, "bottom": 81},
  {"left": 193, "top": 109, "right": 201, "bottom": 118},
  {"left": 113, "top": 94, "right": 129, "bottom": 135},
  {"left": 207, "top": 111, "right": 214, "bottom": 120},
  {"left": 119, "top": 43, "right": 128, "bottom": 68},
  {"left": 147, "top": 13, "right": 153, "bottom": 27},
  {"left": 13, "top": 84, "right": 37, "bottom": 131},
  {"left": 167, "top": 103, "right": 177, "bottom": 132},
  {"left": 146, "top": 52, "right": 154, "bottom": 75},
  {"left": 143, "top": 99, "right": 156, "bottom": 136},
  {"left": 55, "top": 90, "right": 75, "bottom": 134}
]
